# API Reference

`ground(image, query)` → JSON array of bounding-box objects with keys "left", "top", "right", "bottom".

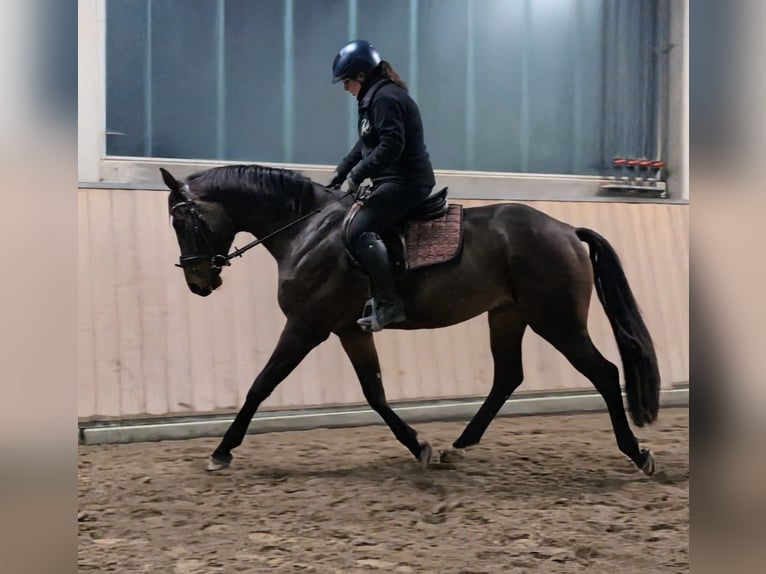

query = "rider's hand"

[
  {"left": 327, "top": 171, "right": 343, "bottom": 190},
  {"left": 346, "top": 176, "right": 360, "bottom": 194}
]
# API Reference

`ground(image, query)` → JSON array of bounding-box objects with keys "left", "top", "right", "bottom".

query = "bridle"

[
  {"left": 170, "top": 184, "right": 231, "bottom": 271},
  {"left": 170, "top": 182, "right": 355, "bottom": 272}
]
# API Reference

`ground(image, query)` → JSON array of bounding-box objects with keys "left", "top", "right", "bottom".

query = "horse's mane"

[{"left": 187, "top": 164, "right": 315, "bottom": 211}]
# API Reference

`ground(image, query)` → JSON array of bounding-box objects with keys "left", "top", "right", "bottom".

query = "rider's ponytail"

[{"left": 380, "top": 61, "right": 408, "bottom": 92}]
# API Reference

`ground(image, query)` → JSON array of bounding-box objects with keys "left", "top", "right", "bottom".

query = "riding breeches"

[{"left": 343, "top": 181, "right": 432, "bottom": 255}]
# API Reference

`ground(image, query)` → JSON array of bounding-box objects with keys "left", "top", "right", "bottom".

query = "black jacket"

[{"left": 335, "top": 73, "right": 435, "bottom": 188}]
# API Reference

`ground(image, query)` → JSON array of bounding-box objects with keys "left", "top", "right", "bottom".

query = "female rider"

[{"left": 328, "top": 39, "right": 436, "bottom": 331}]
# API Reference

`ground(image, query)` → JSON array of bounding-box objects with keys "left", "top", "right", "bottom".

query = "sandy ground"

[{"left": 78, "top": 408, "right": 688, "bottom": 573}]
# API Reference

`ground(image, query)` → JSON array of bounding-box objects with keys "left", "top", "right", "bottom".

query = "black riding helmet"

[{"left": 331, "top": 39, "right": 381, "bottom": 83}]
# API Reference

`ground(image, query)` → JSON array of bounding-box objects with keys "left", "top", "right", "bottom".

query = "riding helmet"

[{"left": 331, "top": 40, "right": 381, "bottom": 83}]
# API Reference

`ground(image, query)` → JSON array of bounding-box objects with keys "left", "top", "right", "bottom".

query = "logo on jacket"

[{"left": 360, "top": 118, "right": 371, "bottom": 136}]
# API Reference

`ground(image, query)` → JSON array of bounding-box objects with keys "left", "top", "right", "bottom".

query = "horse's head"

[{"left": 161, "top": 168, "right": 237, "bottom": 297}]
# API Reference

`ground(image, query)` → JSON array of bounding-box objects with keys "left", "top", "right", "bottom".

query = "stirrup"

[
  {"left": 357, "top": 297, "right": 406, "bottom": 332},
  {"left": 359, "top": 297, "right": 375, "bottom": 322}
]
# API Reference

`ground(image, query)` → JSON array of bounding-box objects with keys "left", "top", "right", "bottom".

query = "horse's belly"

[{"left": 397, "top": 276, "right": 510, "bottom": 329}]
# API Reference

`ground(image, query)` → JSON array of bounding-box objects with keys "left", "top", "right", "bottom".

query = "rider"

[{"left": 328, "top": 39, "right": 436, "bottom": 331}]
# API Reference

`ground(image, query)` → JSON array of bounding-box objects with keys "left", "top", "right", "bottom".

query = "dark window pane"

[
  {"left": 357, "top": 0, "right": 411, "bottom": 82},
  {"left": 417, "top": 0, "right": 468, "bottom": 170},
  {"left": 224, "top": 0, "right": 285, "bottom": 162},
  {"left": 150, "top": 0, "right": 220, "bottom": 159},
  {"left": 472, "top": 0, "right": 528, "bottom": 173},
  {"left": 292, "top": 0, "right": 348, "bottom": 164},
  {"left": 526, "top": 0, "right": 580, "bottom": 173},
  {"left": 106, "top": 0, "right": 148, "bottom": 156}
]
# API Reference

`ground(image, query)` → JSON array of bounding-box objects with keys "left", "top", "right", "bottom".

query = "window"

[{"left": 106, "top": 0, "right": 667, "bottom": 175}]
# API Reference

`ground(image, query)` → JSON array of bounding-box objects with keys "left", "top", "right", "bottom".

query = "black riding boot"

[{"left": 355, "top": 232, "right": 406, "bottom": 332}]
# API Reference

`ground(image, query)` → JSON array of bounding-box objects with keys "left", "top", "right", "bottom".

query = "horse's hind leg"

[
  {"left": 530, "top": 321, "right": 652, "bottom": 474},
  {"left": 338, "top": 330, "right": 431, "bottom": 465},
  {"left": 451, "top": 306, "right": 526, "bottom": 450}
]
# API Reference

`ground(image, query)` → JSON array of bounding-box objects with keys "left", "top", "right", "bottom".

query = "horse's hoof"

[
  {"left": 439, "top": 448, "right": 466, "bottom": 463},
  {"left": 418, "top": 442, "right": 433, "bottom": 468},
  {"left": 640, "top": 449, "right": 655, "bottom": 476},
  {"left": 207, "top": 454, "right": 232, "bottom": 472}
]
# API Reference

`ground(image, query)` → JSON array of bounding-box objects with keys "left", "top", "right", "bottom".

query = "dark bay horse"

[{"left": 160, "top": 164, "right": 660, "bottom": 476}]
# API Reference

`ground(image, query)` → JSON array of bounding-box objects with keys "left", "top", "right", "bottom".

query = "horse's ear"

[{"left": 159, "top": 168, "right": 181, "bottom": 192}]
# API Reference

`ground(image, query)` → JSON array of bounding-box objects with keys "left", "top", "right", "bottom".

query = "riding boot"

[{"left": 354, "top": 232, "right": 406, "bottom": 332}]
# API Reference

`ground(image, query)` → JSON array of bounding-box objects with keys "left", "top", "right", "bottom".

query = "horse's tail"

[{"left": 575, "top": 228, "right": 660, "bottom": 427}]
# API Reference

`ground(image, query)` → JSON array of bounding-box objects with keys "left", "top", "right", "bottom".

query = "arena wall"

[{"left": 78, "top": 189, "right": 688, "bottom": 420}]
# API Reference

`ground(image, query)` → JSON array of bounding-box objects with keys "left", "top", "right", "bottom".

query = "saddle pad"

[{"left": 404, "top": 204, "right": 464, "bottom": 270}]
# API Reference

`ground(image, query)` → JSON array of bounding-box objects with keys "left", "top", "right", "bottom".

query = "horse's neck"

[{"left": 237, "top": 182, "right": 340, "bottom": 262}]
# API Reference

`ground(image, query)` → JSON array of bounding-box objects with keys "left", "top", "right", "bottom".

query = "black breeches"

[{"left": 344, "top": 181, "right": 432, "bottom": 255}]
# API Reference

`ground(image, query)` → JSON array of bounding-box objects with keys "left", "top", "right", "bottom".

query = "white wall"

[
  {"left": 78, "top": 189, "right": 689, "bottom": 418},
  {"left": 78, "top": 0, "right": 105, "bottom": 183}
]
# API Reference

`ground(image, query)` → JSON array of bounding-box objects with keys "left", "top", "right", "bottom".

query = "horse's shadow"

[{"left": 194, "top": 451, "right": 687, "bottom": 501}]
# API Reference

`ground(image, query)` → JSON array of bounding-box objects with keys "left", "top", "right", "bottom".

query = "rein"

[{"left": 172, "top": 183, "right": 356, "bottom": 271}]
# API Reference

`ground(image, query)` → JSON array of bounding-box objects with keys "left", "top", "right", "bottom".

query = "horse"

[{"left": 160, "top": 163, "right": 660, "bottom": 476}]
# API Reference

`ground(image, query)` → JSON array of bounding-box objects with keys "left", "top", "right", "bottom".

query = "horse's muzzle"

[
  {"left": 186, "top": 270, "right": 223, "bottom": 297},
  {"left": 189, "top": 283, "right": 212, "bottom": 297}
]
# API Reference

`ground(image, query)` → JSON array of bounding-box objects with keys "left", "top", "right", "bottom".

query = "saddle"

[{"left": 342, "top": 186, "right": 464, "bottom": 275}]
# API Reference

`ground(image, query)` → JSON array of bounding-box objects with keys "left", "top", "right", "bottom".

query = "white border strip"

[
  {"left": 80, "top": 388, "right": 688, "bottom": 445},
  {"left": 98, "top": 155, "right": 612, "bottom": 182}
]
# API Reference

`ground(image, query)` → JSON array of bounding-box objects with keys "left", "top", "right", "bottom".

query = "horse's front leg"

[
  {"left": 208, "top": 320, "right": 329, "bottom": 471},
  {"left": 337, "top": 330, "right": 432, "bottom": 466}
]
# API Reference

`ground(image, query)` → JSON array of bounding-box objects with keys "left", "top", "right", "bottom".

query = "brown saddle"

[{"left": 342, "top": 186, "right": 464, "bottom": 275}]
